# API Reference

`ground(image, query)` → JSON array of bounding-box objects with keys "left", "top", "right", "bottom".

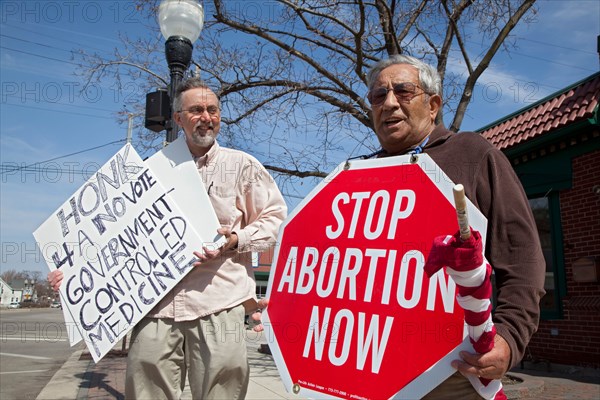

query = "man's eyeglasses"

[
  {"left": 178, "top": 106, "right": 220, "bottom": 116},
  {"left": 367, "top": 82, "right": 430, "bottom": 106}
]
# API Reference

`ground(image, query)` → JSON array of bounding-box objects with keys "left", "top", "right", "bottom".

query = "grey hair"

[
  {"left": 173, "top": 77, "right": 220, "bottom": 112},
  {"left": 366, "top": 55, "right": 442, "bottom": 96}
]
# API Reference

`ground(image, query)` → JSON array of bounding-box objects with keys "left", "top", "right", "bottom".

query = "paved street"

[
  {"left": 0, "top": 308, "right": 82, "bottom": 400},
  {"left": 36, "top": 324, "right": 600, "bottom": 400},
  {"left": 3, "top": 308, "right": 599, "bottom": 400}
]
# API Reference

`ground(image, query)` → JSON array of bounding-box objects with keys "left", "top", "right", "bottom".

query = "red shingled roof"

[{"left": 479, "top": 72, "right": 600, "bottom": 150}]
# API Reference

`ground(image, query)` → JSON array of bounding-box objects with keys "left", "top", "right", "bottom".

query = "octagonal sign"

[{"left": 263, "top": 154, "right": 487, "bottom": 399}]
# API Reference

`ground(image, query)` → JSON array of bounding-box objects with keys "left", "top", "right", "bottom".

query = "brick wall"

[{"left": 527, "top": 149, "right": 600, "bottom": 368}]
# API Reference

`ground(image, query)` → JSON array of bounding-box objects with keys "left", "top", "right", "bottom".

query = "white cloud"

[
  {"left": 1, "top": 134, "right": 53, "bottom": 162},
  {"left": 523, "top": 0, "right": 599, "bottom": 47}
]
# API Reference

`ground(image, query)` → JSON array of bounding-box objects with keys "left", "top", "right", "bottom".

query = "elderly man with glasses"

[{"left": 361, "top": 55, "right": 545, "bottom": 399}]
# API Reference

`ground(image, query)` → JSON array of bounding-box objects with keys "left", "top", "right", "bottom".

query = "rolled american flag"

[{"left": 423, "top": 185, "right": 506, "bottom": 400}]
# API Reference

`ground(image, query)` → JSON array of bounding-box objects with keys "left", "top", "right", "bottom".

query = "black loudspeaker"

[{"left": 145, "top": 89, "right": 170, "bottom": 132}]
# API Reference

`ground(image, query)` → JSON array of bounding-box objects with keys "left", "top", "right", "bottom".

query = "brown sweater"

[{"left": 393, "top": 124, "right": 546, "bottom": 369}]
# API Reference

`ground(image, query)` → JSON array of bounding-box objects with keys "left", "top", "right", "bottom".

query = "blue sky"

[{"left": 1, "top": 0, "right": 599, "bottom": 275}]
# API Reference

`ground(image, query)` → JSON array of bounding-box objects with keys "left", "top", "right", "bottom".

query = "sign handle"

[{"left": 453, "top": 184, "right": 471, "bottom": 240}]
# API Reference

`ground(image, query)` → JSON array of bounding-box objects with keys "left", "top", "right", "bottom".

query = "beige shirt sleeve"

[{"left": 234, "top": 158, "right": 287, "bottom": 252}]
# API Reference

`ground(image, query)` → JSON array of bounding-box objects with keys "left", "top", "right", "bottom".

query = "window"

[
  {"left": 529, "top": 193, "right": 565, "bottom": 319},
  {"left": 256, "top": 280, "right": 268, "bottom": 299}
]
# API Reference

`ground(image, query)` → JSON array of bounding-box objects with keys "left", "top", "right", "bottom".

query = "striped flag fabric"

[{"left": 424, "top": 230, "right": 506, "bottom": 400}]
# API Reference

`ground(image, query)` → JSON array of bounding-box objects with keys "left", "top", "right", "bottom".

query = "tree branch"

[
  {"left": 450, "top": 0, "right": 536, "bottom": 131},
  {"left": 212, "top": 0, "right": 361, "bottom": 103},
  {"left": 395, "top": 0, "right": 430, "bottom": 47},
  {"left": 85, "top": 60, "right": 167, "bottom": 86},
  {"left": 440, "top": 0, "right": 474, "bottom": 76},
  {"left": 263, "top": 164, "right": 327, "bottom": 178}
]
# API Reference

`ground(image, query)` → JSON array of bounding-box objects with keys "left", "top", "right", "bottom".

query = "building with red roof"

[{"left": 479, "top": 71, "right": 600, "bottom": 368}]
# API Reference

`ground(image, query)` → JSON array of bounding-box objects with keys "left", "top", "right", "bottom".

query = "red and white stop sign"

[{"left": 263, "top": 154, "right": 487, "bottom": 399}]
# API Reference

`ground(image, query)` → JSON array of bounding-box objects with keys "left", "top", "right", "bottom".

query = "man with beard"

[{"left": 49, "top": 77, "right": 287, "bottom": 400}]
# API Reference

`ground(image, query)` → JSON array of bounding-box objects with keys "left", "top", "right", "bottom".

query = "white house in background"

[
  {"left": 0, "top": 277, "right": 16, "bottom": 306},
  {"left": 9, "top": 278, "right": 38, "bottom": 303}
]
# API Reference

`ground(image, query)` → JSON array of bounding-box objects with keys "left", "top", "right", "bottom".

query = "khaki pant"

[
  {"left": 125, "top": 305, "right": 249, "bottom": 400},
  {"left": 422, "top": 372, "right": 484, "bottom": 400}
]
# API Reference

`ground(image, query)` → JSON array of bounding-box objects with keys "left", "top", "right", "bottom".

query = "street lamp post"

[{"left": 158, "top": 0, "right": 204, "bottom": 143}]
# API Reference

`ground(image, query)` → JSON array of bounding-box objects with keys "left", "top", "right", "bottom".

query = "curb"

[
  {"left": 75, "top": 357, "right": 94, "bottom": 400},
  {"left": 36, "top": 348, "right": 87, "bottom": 400}
]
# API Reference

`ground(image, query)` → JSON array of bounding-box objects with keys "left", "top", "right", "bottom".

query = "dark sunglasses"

[{"left": 367, "top": 82, "right": 430, "bottom": 106}]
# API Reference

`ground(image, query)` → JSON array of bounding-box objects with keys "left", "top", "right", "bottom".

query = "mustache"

[{"left": 195, "top": 121, "right": 214, "bottom": 130}]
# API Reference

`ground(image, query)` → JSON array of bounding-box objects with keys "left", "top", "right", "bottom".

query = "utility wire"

[
  {"left": 0, "top": 45, "right": 82, "bottom": 66},
  {"left": 0, "top": 140, "right": 126, "bottom": 176},
  {"left": 3, "top": 94, "right": 117, "bottom": 113},
  {"left": 505, "top": 51, "right": 596, "bottom": 73},
  {"left": 1, "top": 21, "right": 113, "bottom": 55},
  {"left": 282, "top": 192, "right": 306, "bottom": 200},
  {"left": 0, "top": 165, "right": 95, "bottom": 178},
  {"left": 2, "top": 102, "right": 115, "bottom": 119},
  {"left": 3, "top": 19, "right": 596, "bottom": 74},
  {"left": 0, "top": 33, "right": 76, "bottom": 54},
  {"left": 519, "top": 37, "right": 598, "bottom": 55}
]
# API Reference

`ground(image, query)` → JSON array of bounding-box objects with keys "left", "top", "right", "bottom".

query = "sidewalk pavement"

[{"left": 37, "top": 330, "right": 599, "bottom": 400}]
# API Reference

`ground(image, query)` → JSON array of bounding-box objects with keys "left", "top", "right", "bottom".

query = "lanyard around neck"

[
  {"left": 408, "top": 135, "right": 430, "bottom": 155},
  {"left": 346, "top": 134, "right": 430, "bottom": 164}
]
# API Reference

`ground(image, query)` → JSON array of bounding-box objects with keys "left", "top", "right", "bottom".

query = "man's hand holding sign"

[{"left": 193, "top": 227, "right": 239, "bottom": 263}]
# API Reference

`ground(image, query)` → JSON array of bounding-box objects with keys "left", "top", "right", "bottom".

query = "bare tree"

[
  {"left": 1, "top": 269, "right": 27, "bottom": 284},
  {"left": 74, "top": 0, "right": 537, "bottom": 197}
]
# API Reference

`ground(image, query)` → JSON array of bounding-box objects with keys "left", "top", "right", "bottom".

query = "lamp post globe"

[{"left": 158, "top": 0, "right": 204, "bottom": 143}]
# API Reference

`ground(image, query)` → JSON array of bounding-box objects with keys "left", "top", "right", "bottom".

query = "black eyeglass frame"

[
  {"left": 367, "top": 82, "right": 432, "bottom": 106},
  {"left": 176, "top": 106, "right": 220, "bottom": 116}
]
